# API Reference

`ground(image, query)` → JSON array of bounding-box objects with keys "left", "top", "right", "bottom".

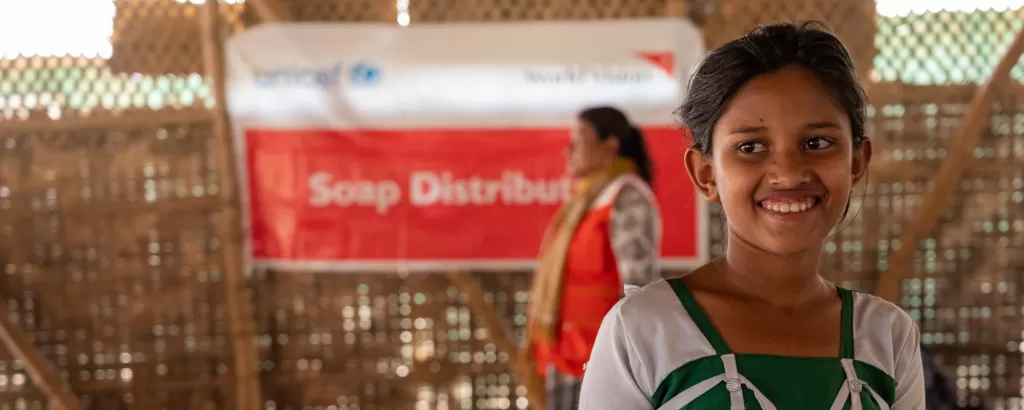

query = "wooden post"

[
  {"left": 874, "top": 28, "right": 1024, "bottom": 303},
  {"left": 247, "top": 0, "right": 293, "bottom": 22},
  {"left": 444, "top": 271, "right": 546, "bottom": 410},
  {"left": 379, "top": 0, "right": 399, "bottom": 24},
  {"left": 200, "top": 1, "right": 263, "bottom": 409},
  {"left": 0, "top": 306, "right": 83, "bottom": 410}
]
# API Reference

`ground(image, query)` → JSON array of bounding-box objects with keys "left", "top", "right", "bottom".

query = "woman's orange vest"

[{"left": 533, "top": 182, "right": 628, "bottom": 378}]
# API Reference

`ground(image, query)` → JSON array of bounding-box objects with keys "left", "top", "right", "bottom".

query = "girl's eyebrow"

[
  {"left": 804, "top": 121, "right": 843, "bottom": 131},
  {"left": 728, "top": 125, "right": 768, "bottom": 135},
  {"left": 728, "top": 121, "right": 842, "bottom": 135}
]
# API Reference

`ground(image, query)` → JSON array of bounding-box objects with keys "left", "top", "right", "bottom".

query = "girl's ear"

[
  {"left": 684, "top": 148, "right": 719, "bottom": 202},
  {"left": 852, "top": 137, "right": 872, "bottom": 185}
]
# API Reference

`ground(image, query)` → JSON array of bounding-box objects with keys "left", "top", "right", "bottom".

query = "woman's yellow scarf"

[{"left": 523, "top": 157, "right": 639, "bottom": 356}]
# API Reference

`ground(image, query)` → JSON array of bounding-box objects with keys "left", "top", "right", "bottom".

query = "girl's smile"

[{"left": 756, "top": 189, "right": 823, "bottom": 219}]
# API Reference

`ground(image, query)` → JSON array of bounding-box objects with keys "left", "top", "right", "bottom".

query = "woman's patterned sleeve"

[{"left": 608, "top": 184, "right": 660, "bottom": 289}]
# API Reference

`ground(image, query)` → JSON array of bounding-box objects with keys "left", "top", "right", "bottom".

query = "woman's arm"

[
  {"left": 609, "top": 184, "right": 660, "bottom": 289},
  {"left": 578, "top": 303, "right": 653, "bottom": 410}
]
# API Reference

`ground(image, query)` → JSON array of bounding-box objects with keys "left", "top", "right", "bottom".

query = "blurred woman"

[{"left": 524, "top": 106, "right": 663, "bottom": 410}]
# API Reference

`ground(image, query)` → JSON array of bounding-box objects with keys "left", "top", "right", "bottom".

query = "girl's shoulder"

[
  {"left": 613, "top": 278, "right": 695, "bottom": 323},
  {"left": 594, "top": 279, "right": 717, "bottom": 396},
  {"left": 847, "top": 289, "right": 921, "bottom": 376},
  {"left": 847, "top": 288, "right": 917, "bottom": 330}
]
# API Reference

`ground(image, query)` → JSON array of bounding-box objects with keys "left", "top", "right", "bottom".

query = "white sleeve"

[
  {"left": 578, "top": 303, "right": 653, "bottom": 410},
  {"left": 891, "top": 316, "right": 926, "bottom": 410}
]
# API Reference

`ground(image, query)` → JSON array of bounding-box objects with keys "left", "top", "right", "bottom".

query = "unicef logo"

[{"left": 349, "top": 62, "right": 382, "bottom": 86}]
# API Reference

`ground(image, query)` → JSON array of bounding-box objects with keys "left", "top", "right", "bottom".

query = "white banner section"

[{"left": 225, "top": 19, "right": 706, "bottom": 128}]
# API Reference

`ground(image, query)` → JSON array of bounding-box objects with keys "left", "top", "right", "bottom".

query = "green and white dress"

[{"left": 578, "top": 278, "right": 925, "bottom": 409}]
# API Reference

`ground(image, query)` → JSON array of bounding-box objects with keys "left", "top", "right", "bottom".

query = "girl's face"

[{"left": 684, "top": 66, "right": 871, "bottom": 255}]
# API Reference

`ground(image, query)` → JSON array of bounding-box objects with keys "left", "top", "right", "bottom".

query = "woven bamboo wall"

[{"left": 0, "top": 0, "right": 1022, "bottom": 409}]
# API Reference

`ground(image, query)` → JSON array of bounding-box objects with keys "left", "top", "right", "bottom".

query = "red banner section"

[{"left": 245, "top": 127, "right": 702, "bottom": 269}]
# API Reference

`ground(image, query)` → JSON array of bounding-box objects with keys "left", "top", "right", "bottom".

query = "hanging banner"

[{"left": 225, "top": 19, "right": 708, "bottom": 272}]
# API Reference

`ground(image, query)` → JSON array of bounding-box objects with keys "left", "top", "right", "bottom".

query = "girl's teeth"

[{"left": 764, "top": 200, "right": 815, "bottom": 213}]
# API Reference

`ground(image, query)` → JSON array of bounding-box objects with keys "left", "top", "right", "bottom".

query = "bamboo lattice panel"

[
  {"left": 248, "top": 270, "right": 534, "bottom": 409},
  {"left": 0, "top": 1, "right": 1023, "bottom": 410},
  {"left": 698, "top": 0, "right": 877, "bottom": 78},
  {"left": 853, "top": 10, "right": 1023, "bottom": 409},
  {"left": 0, "top": 110, "right": 230, "bottom": 409}
]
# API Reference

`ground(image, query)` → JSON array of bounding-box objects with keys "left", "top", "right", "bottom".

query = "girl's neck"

[{"left": 718, "top": 232, "right": 830, "bottom": 309}]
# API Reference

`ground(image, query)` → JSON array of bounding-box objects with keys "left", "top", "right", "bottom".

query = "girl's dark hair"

[
  {"left": 578, "top": 106, "right": 654, "bottom": 184},
  {"left": 677, "top": 21, "right": 868, "bottom": 157}
]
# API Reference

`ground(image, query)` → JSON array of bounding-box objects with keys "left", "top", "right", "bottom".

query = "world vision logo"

[
  {"left": 520, "top": 51, "right": 675, "bottom": 84},
  {"left": 634, "top": 51, "right": 675, "bottom": 77}
]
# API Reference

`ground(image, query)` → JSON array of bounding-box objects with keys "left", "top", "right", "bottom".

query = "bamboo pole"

[
  {"left": 444, "top": 271, "right": 547, "bottom": 410},
  {"left": 873, "top": 27, "right": 1024, "bottom": 303},
  {"left": 200, "top": 1, "right": 263, "bottom": 409},
  {"left": 0, "top": 306, "right": 84, "bottom": 410}
]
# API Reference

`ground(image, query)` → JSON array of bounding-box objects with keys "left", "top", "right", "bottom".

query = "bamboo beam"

[
  {"left": 865, "top": 80, "right": 1024, "bottom": 103},
  {"left": 247, "top": 0, "right": 293, "bottom": 22},
  {"left": 874, "top": 27, "right": 1024, "bottom": 303},
  {"left": 663, "top": 0, "right": 687, "bottom": 18},
  {"left": 200, "top": 1, "right": 263, "bottom": 409},
  {"left": 445, "top": 271, "right": 546, "bottom": 410},
  {"left": 0, "top": 109, "right": 212, "bottom": 134},
  {"left": 1, "top": 196, "right": 227, "bottom": 220},
  {"left": 0, "top": 306, "right": 83, "bottom": 410}
]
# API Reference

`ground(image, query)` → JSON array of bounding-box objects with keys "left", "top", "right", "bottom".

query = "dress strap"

[
  {"left": 829, "top": 358, "right": 891, "bottom": 410},
  {"left": 720, "top": 354, "right": 744, "bottom": 410},
  {"left": 830, "top": 290, "right": 894, "bottom": 410},
  {"left": 838, "top": 287, "right": 855, "bottom": 359},
  {"left": 667, "top": 278, "right": 731, "bottom": 355}
]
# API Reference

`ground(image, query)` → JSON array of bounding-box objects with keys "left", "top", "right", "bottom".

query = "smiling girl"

[{"left": 577, "top": 22, "right": 925, "bottom": 410}]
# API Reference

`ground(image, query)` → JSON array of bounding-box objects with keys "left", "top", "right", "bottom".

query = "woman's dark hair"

[
  {"left": 578, "top": 106, "right": 654, "bottom": 184},
  {"left": 677, "top": 21, "right": 868, "bottom": 157}
]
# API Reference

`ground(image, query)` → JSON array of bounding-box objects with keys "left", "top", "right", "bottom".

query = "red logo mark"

[{"left": 634, "top": 51, "right": 675, "bottom": 77}]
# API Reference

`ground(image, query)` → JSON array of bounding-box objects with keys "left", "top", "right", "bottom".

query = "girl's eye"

[
  {"left": 738, "top": 141, "right": 767, "bottom": 154},
  {"left": 804, "top": 137, "right": 834, "bottom": 150}
]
